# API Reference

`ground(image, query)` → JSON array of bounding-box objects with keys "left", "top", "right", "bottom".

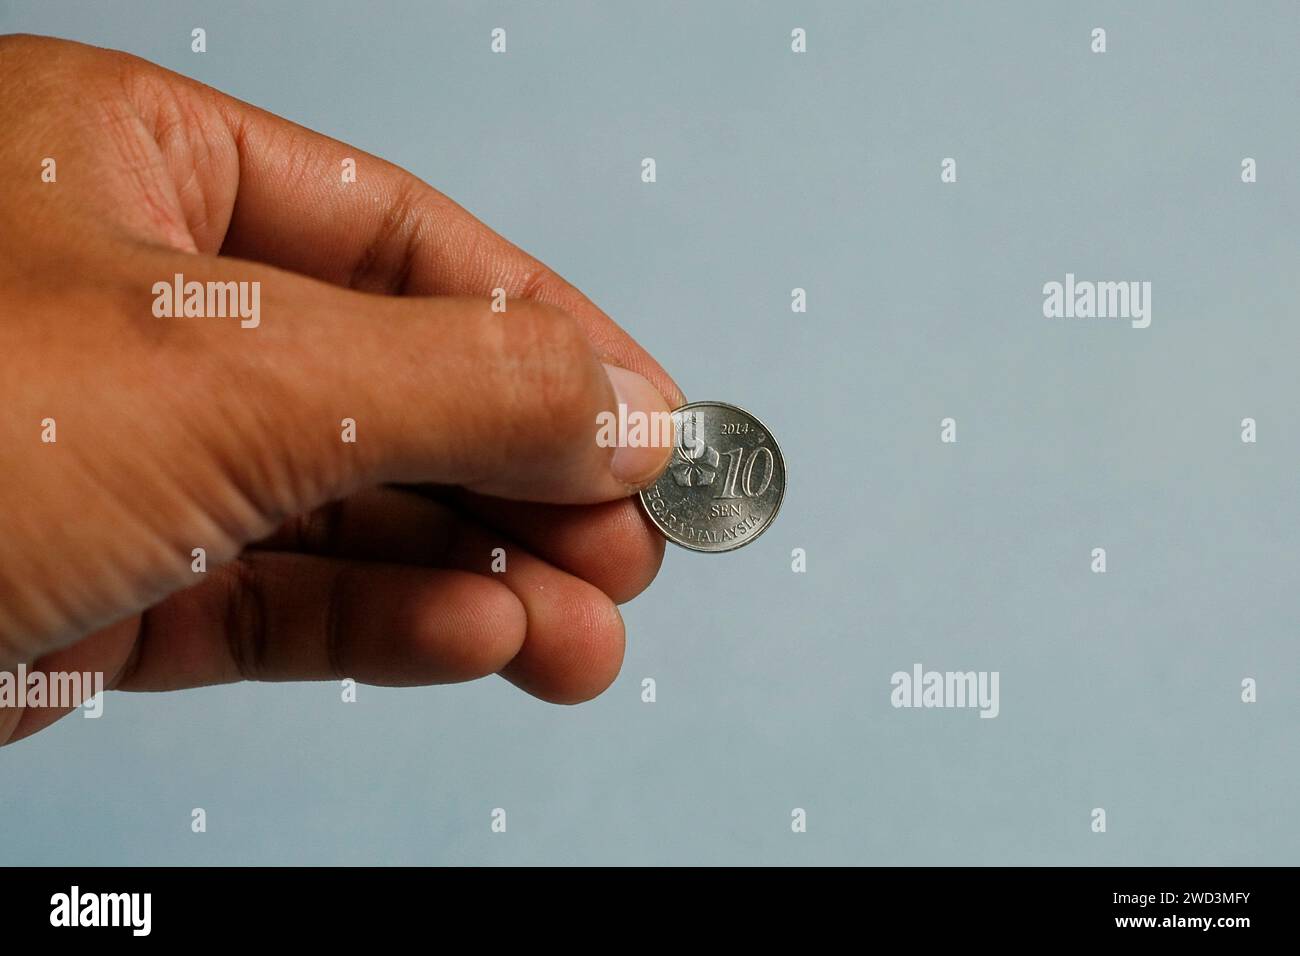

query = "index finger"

[{"left": 128, "top": 51, "right": 687, "bottom": 406}]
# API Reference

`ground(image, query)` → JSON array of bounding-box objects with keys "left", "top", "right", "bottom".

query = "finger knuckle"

[{"left": 221, "top": 559, "right": 271, "bottom": 681}]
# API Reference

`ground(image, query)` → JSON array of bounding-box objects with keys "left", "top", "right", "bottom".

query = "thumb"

[{"left": 183, "top": 258, "right": 677, "bottom": 515}]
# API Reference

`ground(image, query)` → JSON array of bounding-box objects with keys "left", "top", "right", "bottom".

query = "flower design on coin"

[{"left": 670, "top": 441, "right": 718, "bottom": 487}]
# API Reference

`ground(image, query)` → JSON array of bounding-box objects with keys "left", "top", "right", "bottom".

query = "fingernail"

[{"left": 602, "top": 363, "right": 675, "bottom": 486}]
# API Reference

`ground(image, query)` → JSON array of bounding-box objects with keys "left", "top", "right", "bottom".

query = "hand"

[{"left": 0, "top": 34, "right": 682, "bottom": 745}]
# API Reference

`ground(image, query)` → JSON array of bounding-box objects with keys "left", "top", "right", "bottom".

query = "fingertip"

[
  {"left": 502, "top": 586, "right": 626, "bottom": 704},
  {"left": 400, "top": 570, "right": 527, "bottom": 683},
  {"left": 590, "top": 500, "right": 667, "bottom": 604}
]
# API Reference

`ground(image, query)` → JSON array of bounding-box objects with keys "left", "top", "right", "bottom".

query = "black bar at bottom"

[{"left": 0, "top": 866, "right": 1285, "bottom": 941}]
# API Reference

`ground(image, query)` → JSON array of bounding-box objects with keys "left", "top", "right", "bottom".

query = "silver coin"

[{"left": 638, "top": 401, "right": 786, "bottom": 553}]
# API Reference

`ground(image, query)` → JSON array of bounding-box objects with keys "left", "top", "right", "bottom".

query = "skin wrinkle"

[
  {"left": 99, "top": 73, "right": 198, "bottom": 252},
  {"left": 346, "top": 177, "right": 426, "bottom": 294},
  {"left": 169, "top": 91, "right": 235, "bottom": 250},
  {"left": 138, "top": 75, "right": 240, "bottom": 254},
  {"left": 74, "top": 348, "right": 264, "bottom": 566},
  {"left": 513, "top": 263, "right": 560, "bottom": 304},
  {"left": 387, "top": 200, "right": 429, "bottom": 297},
  {"left": 24, "top": 445, "right": 178, "bottom": 640},
  {"left": 222, "top": 558, "right": 270, "bottom": 682}
]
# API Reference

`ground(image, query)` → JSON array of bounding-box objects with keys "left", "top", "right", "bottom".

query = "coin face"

[{"left": 638, "top": 401, "right": 786, "bottom": 553}]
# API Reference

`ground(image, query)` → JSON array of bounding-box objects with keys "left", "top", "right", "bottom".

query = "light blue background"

[{"left": 1, "top": 0, "right": 1296, "bottom": 865}]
